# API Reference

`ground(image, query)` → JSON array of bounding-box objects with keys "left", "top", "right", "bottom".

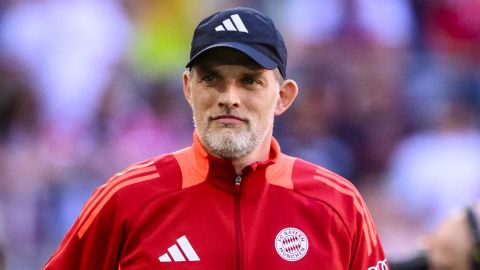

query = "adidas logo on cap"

[
  {"left": 214, "top": 14, "right": 249, "bottom": 33},
  {"left": 187, "top": 7, "right": 288, "bottom": 78}
]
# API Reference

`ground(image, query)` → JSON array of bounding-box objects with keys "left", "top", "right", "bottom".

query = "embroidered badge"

[{"left": 275, "top": 227, "right": 309, "bottom": 261}]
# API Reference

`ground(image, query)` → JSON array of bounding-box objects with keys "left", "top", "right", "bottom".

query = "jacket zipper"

[{"left": 234, "top": 175, "right": 243, "bottom": 270}]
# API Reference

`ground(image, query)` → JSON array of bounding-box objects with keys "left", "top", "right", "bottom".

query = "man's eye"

[
  {"left": 201, "top": 73, "right": 217, "bottom": 82},
  {"left": 242, "top": 77, "right": 256, "bottom": 85}
]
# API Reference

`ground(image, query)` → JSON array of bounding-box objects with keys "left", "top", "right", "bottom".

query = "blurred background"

[{"left": 0, "top": 0, "right": 479, "bottom": 269}]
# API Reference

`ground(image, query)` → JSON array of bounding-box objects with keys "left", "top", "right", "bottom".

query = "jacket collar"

[{"left": 188, "top": 130, "right": 282, "bottom": 192}]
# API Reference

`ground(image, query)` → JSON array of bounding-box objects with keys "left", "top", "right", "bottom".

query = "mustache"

[{"left": 207, "top": 108, "right": 249, "bottom": 122}]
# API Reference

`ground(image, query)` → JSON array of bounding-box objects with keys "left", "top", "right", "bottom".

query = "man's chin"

[
  {"left": 203, "top": 130, "right": 254, "bottom": 160},
  {"left": 208, "top": 126, "right": 240, "bottom": 138},
  {"left": 207, "top": 131, "right": 238, "bottom": 149}
]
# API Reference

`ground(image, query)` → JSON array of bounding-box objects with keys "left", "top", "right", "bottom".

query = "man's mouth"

[{"left": 210, "top": 115, "right": 247, "bottom": 125}]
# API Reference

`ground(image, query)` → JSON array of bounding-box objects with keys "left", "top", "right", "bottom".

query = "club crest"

[{"left": 275, "top": 227, "right": 309, "bottom": 261}]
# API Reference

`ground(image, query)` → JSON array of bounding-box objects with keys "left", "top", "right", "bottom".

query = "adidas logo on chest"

[{"left": 158, "top": 235, "right": 200, "bottom": 263}]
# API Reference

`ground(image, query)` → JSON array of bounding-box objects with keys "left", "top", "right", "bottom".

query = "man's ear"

[
  {"left": 275, "top": 79, "right": 298, "bottom": 116},
  {"left": 183, "top": 69, "right": 192, "bottom": 106}
]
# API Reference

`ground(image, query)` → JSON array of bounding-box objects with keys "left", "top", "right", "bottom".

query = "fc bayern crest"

[{"left": 275, "top": 227, "right": 309, "bottom": 261}]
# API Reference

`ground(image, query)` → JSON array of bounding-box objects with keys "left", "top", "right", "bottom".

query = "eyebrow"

[{"left": 193, "top": 65, "right": 216, "bottom": 75}]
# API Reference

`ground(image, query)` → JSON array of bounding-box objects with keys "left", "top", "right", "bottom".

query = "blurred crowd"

[{"left": 0, "top": 0, "right": 479, "bottom": 269}]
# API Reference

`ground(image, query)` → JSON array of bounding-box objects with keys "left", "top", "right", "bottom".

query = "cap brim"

[{"left": 186, "top": 42, "right": 277, "bottom": 70}]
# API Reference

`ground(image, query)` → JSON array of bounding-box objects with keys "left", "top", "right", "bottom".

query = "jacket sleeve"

[
  {"left": 42, "top": 186, "right": 125, "bottom": 270},
  {"left": 348, "top": 196, "right": 389, "bottom": 270}
]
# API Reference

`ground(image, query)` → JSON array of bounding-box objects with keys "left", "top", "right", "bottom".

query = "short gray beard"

[
  {"left": 203, "top": 122, "right": 256, "bottom": 160},
  {"left": 192, "top": 98, "right": 277, "bottom": 161},
  {"left": 193, "top": 113, "right": 257, "bottom": 160}
]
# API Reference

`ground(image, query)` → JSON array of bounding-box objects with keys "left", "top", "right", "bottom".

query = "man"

[
  {"left": 43, "top": 7, "right": 388, "bottom": 269},
  {"left": 390, "top": 202, "right": 480, "bottom": 270}
]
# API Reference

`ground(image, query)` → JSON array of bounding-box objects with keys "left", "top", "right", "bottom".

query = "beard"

[
  {"left": 203, "top": 121, "right": 256, "bottom": 160},
  {"left": 193, "top": 108, "right": 273, "bottom": 160}
]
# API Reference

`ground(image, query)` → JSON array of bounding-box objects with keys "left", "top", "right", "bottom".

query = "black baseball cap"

[{"left": 186, "top": 7, "right": 287, "bottom": 78}]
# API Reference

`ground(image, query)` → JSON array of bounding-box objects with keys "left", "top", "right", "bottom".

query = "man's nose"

[{"left": 218, "top": 82, "right": 241, "bottom": 109}]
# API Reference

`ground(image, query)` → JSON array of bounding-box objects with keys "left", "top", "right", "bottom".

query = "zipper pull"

[{"left": 234, "top": 176, "right": 242, "bottom": 195}]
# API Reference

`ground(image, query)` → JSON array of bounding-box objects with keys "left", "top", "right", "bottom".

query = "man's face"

[{"left": 183, "top": 48, "right": 282, "bottom": 160}]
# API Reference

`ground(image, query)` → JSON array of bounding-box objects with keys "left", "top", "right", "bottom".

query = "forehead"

[{"left": 191, "top": 47, "right": 264, "bottom": 71}]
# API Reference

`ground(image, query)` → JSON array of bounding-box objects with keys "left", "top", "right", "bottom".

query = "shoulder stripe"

[
  {"left": 316, "top": 167, "right": 357, "bottom": 190},
  {"left": 76, "top": 165, "right": 159, "bottom": 238},
  {"left": 316, "top": 168, "right": 378, "bottom": 247},
  {"left": 313, "top": 171, "right": 378, "bottom": 255},
  {"left": 116, "top": 160, "right": 156, "bottom": 176},
  {"left": 76, "top": 166, "right": 157, "bottom": 228},
  {"left": 77, "top": 172, "right": 160, "bottom": 238}
]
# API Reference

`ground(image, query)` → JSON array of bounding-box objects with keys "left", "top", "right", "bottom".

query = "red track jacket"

[{"left": 43, "top": 133, "right": 388, "bottom": 269}]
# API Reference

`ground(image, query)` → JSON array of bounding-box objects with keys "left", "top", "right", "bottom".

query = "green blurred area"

[{"left": 128, "top": 1, "right": 209, "bottom": 79}]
